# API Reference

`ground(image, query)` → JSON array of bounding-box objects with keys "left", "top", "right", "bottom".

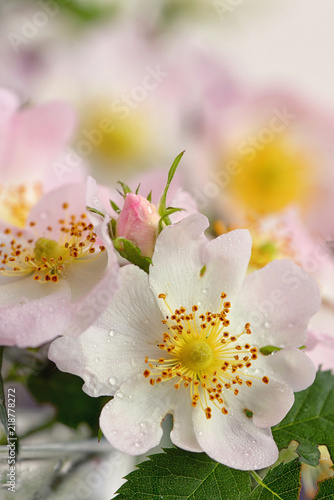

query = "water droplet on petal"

[
  {"left": 109, "top": 376, "right": 117, "bottom": 386},
  {"left": 134, "top": 442, "right": 141, "bottom": 448},
  {"left": 140, "top": 422, "right": 147, "bottom": 429},
  {"left": 116, "top": 391, "right": 124, "bottom": 399},
  {"left": 109, "top": 330, "right": 115, "bottom": 337},
  {"left": 198, "top": 431, "right": 203, "bottom": 436},
  {"left": 202, "top": 289, "right": 208, "bottom": 295},
  {"left": 264, "top": 321, "right": 271, "bottom": 328},
  {"left": 94, "top": 357, "right": 99, "bottom": 363}
]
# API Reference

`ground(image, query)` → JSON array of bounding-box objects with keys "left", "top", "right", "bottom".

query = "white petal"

[
  {"left": 170, "top": 389, "right": 202, "bottom": 452},
  {"left": 150, "top": 214, "right": 209, "bottom": 314},
  {"left": 193, "top": 403, "right": 278, "bottom": 470},
  {"left": 199, "top": 229, "right": 252, "bottom": 310},
  {"left": 256, "top": 348, "right": 316, "bottom": 392},
  {"left": 100, "top": 375, "right": 172, "bottom": 455},
  {"left": 231, "top": 378, "right": 294, "bottom": 428},
  {"left": 49, "top": 323, "right": 158, "bottom": 398},
  {"left": 230, "top": 260, "right": 321, "bottom": 348},
  {"left": 94, "top": 265, "right": 165, "bottom": 344}
]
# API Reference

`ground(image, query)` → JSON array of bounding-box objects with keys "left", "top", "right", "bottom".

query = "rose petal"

[{"left": 193, "top": 403, "right": 278, "bottom": 470}]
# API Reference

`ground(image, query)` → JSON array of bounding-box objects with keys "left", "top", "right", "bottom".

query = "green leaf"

[
  {"left": 115, "top": 447, "right": 252, "bottom": 500},
  {"left": 250, "top": 459, "right": 301, "bottom": 499},
  {"left": 272, "top": 370, "right": 334, "bottom": 466},
  {"left": 0, "top": 347, "right": 8, "bottom": 437},
  {"left": 26, "top": 361, "right": 109, "bottom": 432},
  {"left": 86, "top": 206, "right": 105, "bottom": 218},
  {"left": 113, "top": 238, "right": 152, "bottom": 273},
  {"left": 158, "top": 151, "right": 185, "bottom": 220},
  {"left": 313, "top": 476, "right": 334, "bottom": 499}
]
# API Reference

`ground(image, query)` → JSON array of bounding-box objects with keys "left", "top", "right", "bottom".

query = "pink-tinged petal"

[
  {"left": 86, "top": 176, "right": 108, "bottom": 226},
  {"left": 149, "top": 214, "right": 209, "bottom": 313},
  {"left": 305, "top": 330, "right": 334, "bottom": 371},
  {"left": 256, "top": 348, "right": 316, "bottom": 392},
  {"left": 168, "top": 188, "right": 198, "bottom": 223},
  {"left": 0, "top": 280, "right": 72, "bottom": 348},
  {"left": 66, "top": 248, "right": 119, "bottom": 337},
  {"left": 94, "top": 265, "right": 165, "bottom": 343},
  {"left": 200, "top": 229, "right": 252, "bottom": 310},
  {"left": 100, "top": 375, "right": 172, "bottom": 455},
  {"left": 170, "top": 391, "right": 202, "bottom": 452},
  {"left": 193, "top": 404, "right": 278, "bottom": 470},
  {"left": 2, "top": 101, "right": 76, "bottom": 184},
  {"left": 0, "top": 88, "right": 19, "bottom": 164},
  {"left": 230, "top": 260, "right": 321, "bottom": 348},
  {"left": 0, "top": 272, "right": 68, "bottom": 306},
  {"left": 27, "top": 182, "right": 88, "bottom": 240}
]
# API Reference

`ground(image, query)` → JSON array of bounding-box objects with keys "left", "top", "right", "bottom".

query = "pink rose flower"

[
  {"left": 0, "top": 182, "right": 119, "bottom": 348},
  {"left": 0, "top": 87, "right": 85, "bottom": 229}
]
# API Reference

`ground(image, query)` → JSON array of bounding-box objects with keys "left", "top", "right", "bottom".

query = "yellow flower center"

[
  {"left": 143, "top": 293, "right": 269, "bottom": 419},
  {"left": 227, "top": 137, "right": 313, "bottom": 214},
  {"left": 0, "top": 183, "right": 43, "bottom": 228},
  {"left": 0, "top": 203, "right": 105, "bottom": 283},
  {"left": 213, "top": 220, "right": 296, "bottom": 272},
  {"left": 181, "top": 340, "right": 214, "bottom": 371},
  {"left": 81, "top": 102, "right": 152, "bottom": 168}
]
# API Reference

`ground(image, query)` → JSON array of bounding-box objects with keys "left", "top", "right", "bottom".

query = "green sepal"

[
  {"left": 86, "top": 206, "right": 105, "bottom": 218},
  {"left": 113, "top": 238, "right": 152, "bottom": 274},
  {"left": 135, "top": 183, "right": 141, "bottom": 195},
  {"left": 110, "top": 199, "right": 121, "bottom": 214},
  {"left": 158, "top": 207, "right": 184, "bottom": 232},
  {"left": 97, "top": 428, "right": 103, "bottom": 443},
  {"left": 108, "top": 219, "right": 117, "bottom": 239},
  {"left": 117, "top": 181, "right": 132, "bottom": 197},
  {"left": 147, "top": 190, "right": 152, "bottom": 203},
  {"left": 260, "top": 345, "right": 282, "bottom": 355},
  {"left": 158, "top": 151, "right": 185, "bottom": 220}
]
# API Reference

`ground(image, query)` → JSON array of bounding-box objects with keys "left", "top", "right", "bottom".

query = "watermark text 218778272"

[{"left": 6, "top": 388, "right": 16, "bottom": 493}]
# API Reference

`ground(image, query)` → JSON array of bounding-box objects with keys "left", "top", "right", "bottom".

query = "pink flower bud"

[{"left": 116, "top": 193, "right": 160, "bottom": 258}]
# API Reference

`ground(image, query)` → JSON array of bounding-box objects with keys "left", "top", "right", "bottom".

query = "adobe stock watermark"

[
  {"left": 7, "top": 0, "right": 71, "bottom": 53},
  {"left": 52, "top": 64, "right": 169, "bottom": 182},
  {"left": 191, "top": 106, "right": 296, "bottom": 210},
  {"left": 213, "top": 0, "right": 244, "bottom": 21}
]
